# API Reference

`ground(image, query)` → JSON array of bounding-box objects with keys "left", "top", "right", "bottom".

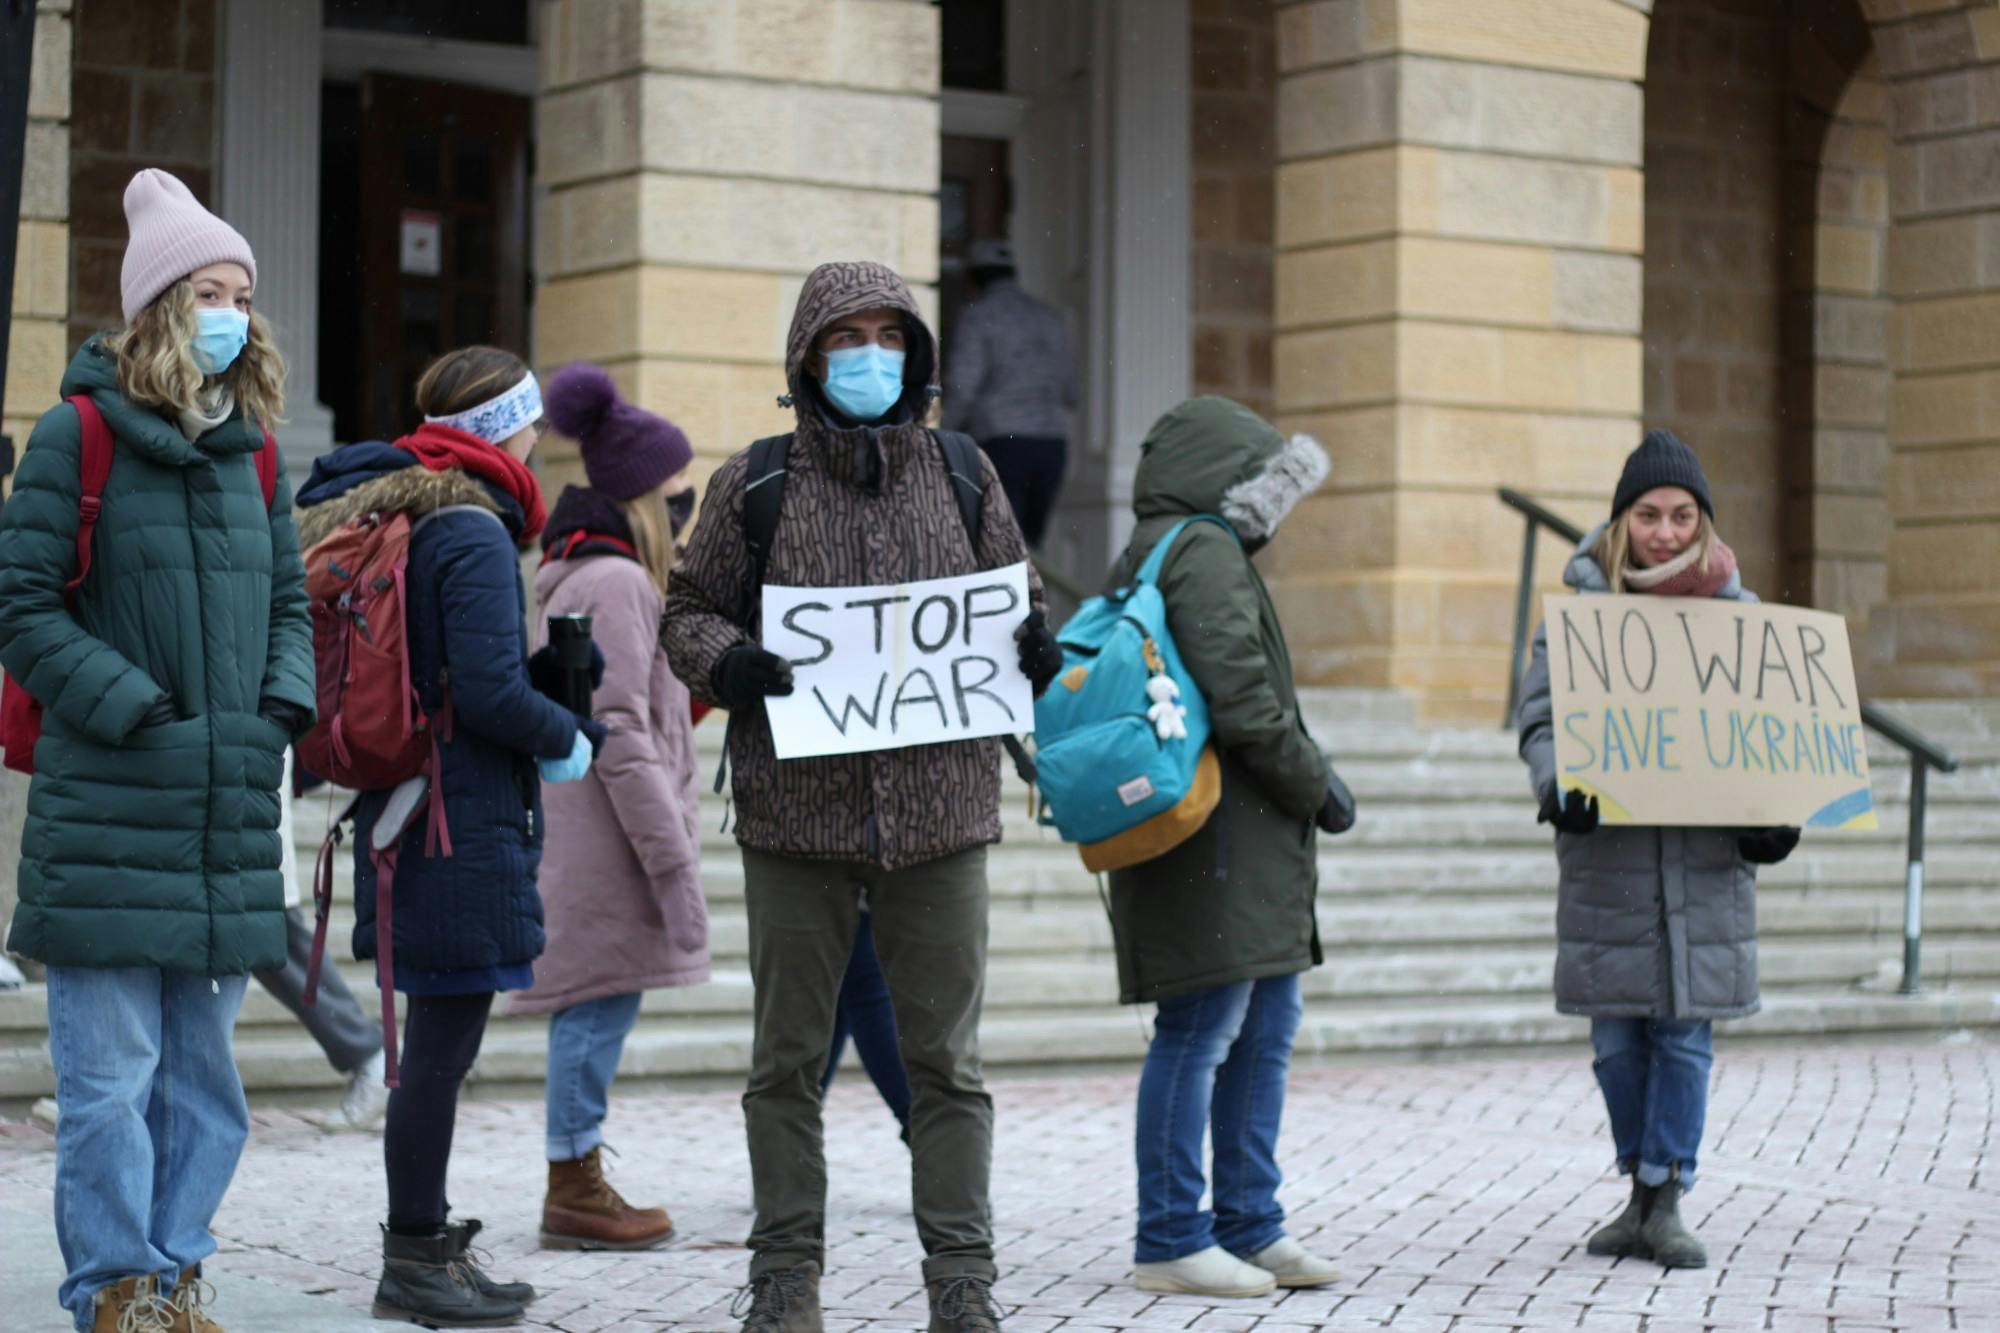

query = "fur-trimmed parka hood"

[
  {"left": 294, "top": 441, "right": 501, "bottom": 549},
  {"left": 1131, "top": 395, "right": 1329, "bottom": 543}
]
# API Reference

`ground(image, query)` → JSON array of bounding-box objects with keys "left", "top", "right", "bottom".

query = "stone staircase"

[{"left": 2, "top": 691, "right": 1997, "bottom": 1103}]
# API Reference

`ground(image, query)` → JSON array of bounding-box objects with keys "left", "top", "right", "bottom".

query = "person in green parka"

[
  {"left": 1102, "top": 397, "right": 1351, "bottom": 1300},
  {"left": 0, "top": 169, "right": 313, "bottom": 1333}
]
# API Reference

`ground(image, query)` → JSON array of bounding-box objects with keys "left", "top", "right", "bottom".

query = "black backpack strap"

[
  {"left": 741, "top": 433, "right": 793, "bottom": 587},
  {"left": 930, "top": 429, "right": 986, "bottom": 548}
]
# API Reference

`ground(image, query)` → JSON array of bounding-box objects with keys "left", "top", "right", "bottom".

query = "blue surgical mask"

[
  {"left": 820, "top": 344, "right": 906, "bottom": 423},
  {"left": 191, "top": 307, "right": 250, "bottom": 376}
]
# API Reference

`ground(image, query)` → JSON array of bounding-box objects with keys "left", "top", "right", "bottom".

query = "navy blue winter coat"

[{"left": 294, "top": 438, "right": 580, "bottom": 980}]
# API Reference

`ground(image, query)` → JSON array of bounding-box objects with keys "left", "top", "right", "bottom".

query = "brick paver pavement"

[{"left": 4, "top": 1037, "right": 1996, "bottom": 1331}]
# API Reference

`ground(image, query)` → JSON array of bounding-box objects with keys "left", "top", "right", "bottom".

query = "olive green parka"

[
  {"left": 0, "top": 336, "right": 314, "bottom": 974},
  {"left": 1102, "top": 397, "right": 1331, "bottom": 1004}
]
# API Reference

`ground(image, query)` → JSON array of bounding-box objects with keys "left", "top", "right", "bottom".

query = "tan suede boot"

[
  {"left": 164, "top": 1269, "right": 223, "bottom": 1332},
  {"left": 540, "top": 1146, "right": 674, "bottom": 1250},
  {"left": 87, "top": 1275, "right": 172, "bottom": 1333}
]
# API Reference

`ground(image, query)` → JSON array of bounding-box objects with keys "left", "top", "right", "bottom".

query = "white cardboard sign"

[{"left": 761, "top": 562, "right": 1034, "bottom": 760}]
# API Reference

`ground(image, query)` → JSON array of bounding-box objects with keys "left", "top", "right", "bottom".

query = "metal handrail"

[{"left": 1495, "top": 485, "right": 1959, "bottom": 995}]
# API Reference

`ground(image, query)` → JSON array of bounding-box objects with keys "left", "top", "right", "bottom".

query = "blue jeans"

[
  {"left": 1590, "top": 1016, "right": 1713, "bottom": 1190},
  {"left": 1135, "top": 973, "right": 1302, "bottom": 1263},
  {"left": 545, "top": 992, "right": 644, "bottom": 1161},
  {"left": 46, "top": 966, "right": 250, "bottom": 1331},
  {"left": 821, "top": 913, "right": 913, "bottom": 1133}
]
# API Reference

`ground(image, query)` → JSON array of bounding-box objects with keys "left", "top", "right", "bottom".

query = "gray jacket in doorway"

[
  {"left": 942, "top": 279, "right": 1077, "bottom": 441},
  {"left": 1516, "top": 524, "right": 1764, "bottom": 1022}
]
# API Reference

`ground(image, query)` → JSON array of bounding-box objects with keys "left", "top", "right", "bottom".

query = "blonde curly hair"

[{"left": 104, "top": 278, "right": 287, "bottom": 431}]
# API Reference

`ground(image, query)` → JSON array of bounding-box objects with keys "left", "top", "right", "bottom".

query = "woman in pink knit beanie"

[{"left": 0, "top": 169, "right": 315, "bottom": 1333}]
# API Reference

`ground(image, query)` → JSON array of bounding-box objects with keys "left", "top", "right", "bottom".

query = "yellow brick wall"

[
  {"left": 533, "top": 0, "right": 940, "bottom": 502},
  {"left": 1870, "top": 0, "right": 2000, "bottom": 696},
  {"left": 1272, "top": 0, "right": 1644, "bottom": 721},
  {"left": 5, "top": 0, "right": 72, "bottom": 501}
]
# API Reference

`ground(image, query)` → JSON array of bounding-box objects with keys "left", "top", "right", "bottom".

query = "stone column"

[
  {"left": 1272, "top": 0, "right": 1646, "bottom": 721},
  {"left": 533, "top": 0, "right": 940, "bottom": 498},
  {"left": 1869, "top": 1, "right": 2000, "bottom": 695},
  {"left": 219, "top": 0, "right": 336, "bottom": 470},
  {"left": 4, "top": 0, "right": 73, "bottom": 496}
]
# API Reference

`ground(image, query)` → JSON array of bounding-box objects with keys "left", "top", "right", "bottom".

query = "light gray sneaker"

[
  {"left": 1133, "top": 1246, "right": 1275, "bottom": 1297},
  {"left": 313, "top": 1051, "right": 389, "bottom": 1133},
  {"left": 1242, "top": 1235, "right": 1341, "bottom": 1288}
]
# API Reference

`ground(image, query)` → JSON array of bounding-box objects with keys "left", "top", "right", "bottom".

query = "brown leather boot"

[
  {"left": 165, "top": 1268, "right": 224, "bottom": 1332},
  {"left": 540, "top": 1146, "right": 673, "bottom": 1250},
  {"left": 88, "top": 1275, "right": 172, "bottom": 1333}
]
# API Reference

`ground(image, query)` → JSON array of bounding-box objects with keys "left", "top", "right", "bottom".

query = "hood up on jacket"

[
  {"left": 781, "top": 260, "right": 939, "bottom": 432},
  {"left": 1561, "top": 519, "right": 1754, "bottom": 602},
  {"left": 1131, "top": 395, "right": 1329, "bottom": 545},
  {"left": 540, "top": 484, "right": 640, "bottom": 564},
  {"left": 293, "top": 440, "right": 502, "bottom": 550}
]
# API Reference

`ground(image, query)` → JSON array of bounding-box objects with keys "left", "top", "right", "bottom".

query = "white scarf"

[{"left": 176, "top": 383, "right": 236, "bottom": 442}]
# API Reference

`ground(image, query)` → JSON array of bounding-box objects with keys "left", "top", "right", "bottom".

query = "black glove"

[
  {"left": 1538, "top": 787, "right": 1600, "bottom": 835},
  {"left": 529, "top": 641, "right": 607, "bottom": 699},
  {"left": 1316, "top": 760, "right": 1357, "bottom": 835},
  {"left": 257, "top": 697, "right": 311, "bottom": 737},
  {"left": 1738, "top": 826, "right": 1801, "bottom": 865},
  {"left": 1015, "top": 610, "right": 1064, "bottom": 698},
  {"left": 137, "top": 696, "right": 178, "bottom": 730},
  {"left": 577, "top": 715, "right": 609, "bottom": 758},
  {"left": 712, "top": 644, "right": 795, "bottom": 713}
]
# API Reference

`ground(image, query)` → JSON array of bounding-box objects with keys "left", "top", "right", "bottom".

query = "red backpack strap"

[
  {"left": 65, "top": 396, "right": 115, "bottom": 598},
  {"left": 255, "top": 427, "right": 279, "bottom": 508}
]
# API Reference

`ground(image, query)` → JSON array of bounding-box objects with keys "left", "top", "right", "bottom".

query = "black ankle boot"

[
  {"left": 1586, "top": 1173, "right": 1652, "bottom": 1257},
  {"left": 372, "top": 1225, "right": 526, "bottom": 1328},
  {"left": 1637, "top": 1169, "right": 1707, "bottom": 1270},
  {"left": 446, "top": 1218, "right": 536, "bottom": 1306}
]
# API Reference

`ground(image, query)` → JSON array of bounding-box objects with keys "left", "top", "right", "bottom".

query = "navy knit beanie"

[{"left": 1612, "top": 429, "right": 1713, "bottom": 519}]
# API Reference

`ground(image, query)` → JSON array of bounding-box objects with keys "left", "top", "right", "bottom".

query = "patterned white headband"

[{"left": 424, "top": 371, "right": 543, "bottom": 445}]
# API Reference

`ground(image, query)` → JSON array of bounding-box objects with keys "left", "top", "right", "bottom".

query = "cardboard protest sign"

[
  {"left": 1544, "top": 594, "right": 1875, "bottom": 829},
  {"left": 761, "top": 562, "right": 1034, "bottom": 760}
]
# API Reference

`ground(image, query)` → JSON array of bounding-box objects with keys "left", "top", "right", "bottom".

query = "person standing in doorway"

[
  {"left": 942, "top": 239, "right": 1077, "bottom": 549},
  {"left": 1516, "top": 430, "right": 1801, "bottom": 1271},
  {"left": 508, "top": 363, "right": 710, "bottom": 1253},
  {"left": 664, "top": 260, "right": 1060, "bottom": 1333},
  {"left": 294, "top": 347, "right": 604, "bottom": 1328},
  {"left": 0, "top": 168, "right": 315, "bottom": 1333}
]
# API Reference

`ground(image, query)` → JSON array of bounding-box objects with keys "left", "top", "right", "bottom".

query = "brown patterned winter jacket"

[{"left": 662, "top": 260, "right": 1044, "bottom": 869}]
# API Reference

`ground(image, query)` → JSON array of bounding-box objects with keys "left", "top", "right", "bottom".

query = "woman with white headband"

[{"left": 293, "top": 345, "right": 605, "bottom": 1328}]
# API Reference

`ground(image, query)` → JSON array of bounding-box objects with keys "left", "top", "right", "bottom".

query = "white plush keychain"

[{"left": 1145, "top": 675, "right": 1189, "bottom": 741}]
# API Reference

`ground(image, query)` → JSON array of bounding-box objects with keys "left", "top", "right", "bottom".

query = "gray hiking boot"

[
  {"left": 1586, "top": 1174, "right": 1651, "bottom": 1257},
  {"left": 1637, "top": 1170, "right": 1707, "bottom": 1270},
  {"left": 732, "top": 1261, "right": 823, "bottom": 1333},
  {"left": 928, "top": 1276, "right": 1004, "bottom": 1332}
]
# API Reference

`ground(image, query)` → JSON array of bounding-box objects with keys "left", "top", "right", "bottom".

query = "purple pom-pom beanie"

[
  {"left": 543, "top": 363, "right": 694, "bottom": 501},
  {"left": 120, "top": 169, "right": 257, "bottom": 324}
]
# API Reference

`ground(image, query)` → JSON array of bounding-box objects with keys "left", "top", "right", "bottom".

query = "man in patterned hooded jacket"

[{"left": 664, "top": 261, "right": 1060, "bottom": 1333}]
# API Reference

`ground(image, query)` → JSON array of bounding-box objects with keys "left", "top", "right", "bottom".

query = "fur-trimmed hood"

[
  {"left": 1131, "top": 396, "right": 1329, "bottom": 542},
  {"left": 294, "top": 442, "right": 501, "bottom": 549}
]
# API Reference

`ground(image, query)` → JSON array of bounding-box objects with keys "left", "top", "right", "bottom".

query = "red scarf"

[{"left": 393, "top": 422, "right": 549, "bottom": 545}]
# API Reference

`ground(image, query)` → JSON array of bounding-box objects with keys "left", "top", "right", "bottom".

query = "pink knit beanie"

[{"left": 119, "top": 169, "right": 257, "bottom": 324}]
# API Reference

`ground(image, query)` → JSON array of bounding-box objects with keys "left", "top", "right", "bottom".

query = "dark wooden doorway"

[
  {"left": 352, "top": 74, "right": 529, "bottom": 443},
  {"left": 939, "top": 134, "right": 1011, "bottom": 357}
]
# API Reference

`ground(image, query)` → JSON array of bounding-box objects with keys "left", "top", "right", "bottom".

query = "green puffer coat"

[
  {"left": 1102, "top": 397, "right": 1331, "bottom": 1004},
  {"left": 0, "top": 336, "right": 314, "bottom": 975}
]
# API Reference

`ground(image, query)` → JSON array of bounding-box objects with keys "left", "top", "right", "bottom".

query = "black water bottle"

[{"left": 547, "top": 614, "right": 596, "bottom": 717}]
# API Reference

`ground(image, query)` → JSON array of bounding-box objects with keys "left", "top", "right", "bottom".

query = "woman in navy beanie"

[{"left": 508, "top": 364, "right": 710, "bottom": 1252}]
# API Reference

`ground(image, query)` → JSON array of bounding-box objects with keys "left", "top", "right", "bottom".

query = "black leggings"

[{"left": 385, "top": 991, "right": 494, "bottom": 1233}]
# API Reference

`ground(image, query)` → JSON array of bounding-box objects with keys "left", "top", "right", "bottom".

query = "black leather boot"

[
  {"left": 372, "top": 1226, "right": 526, "bottom": 1328},
  {"left": 928, "top": 1276, "right": 1004, "bottom": 1332},
  {"left": 1638, "top": 1168, "right": 1708, "bottom": 1270},
  {"left": 446, "top": 1218, "right": 536, "bottom": 1306},
  {"left": 1585, "top": 1173, "right": 1652, "bottom": 1257}
]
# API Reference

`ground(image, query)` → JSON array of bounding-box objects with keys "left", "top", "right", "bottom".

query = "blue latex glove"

[{"left": 537, "top": 729, "right": 594, "bottom": 784}]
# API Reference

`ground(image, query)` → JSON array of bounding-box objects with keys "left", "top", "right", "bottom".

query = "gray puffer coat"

[{"left": 1516, "top": 524, "right": 1763, "bottom": 1021}]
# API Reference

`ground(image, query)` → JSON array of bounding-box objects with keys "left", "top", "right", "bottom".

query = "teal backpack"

[{"left": 1032, "top": 516, "right": 1233, "bottom": 872}]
